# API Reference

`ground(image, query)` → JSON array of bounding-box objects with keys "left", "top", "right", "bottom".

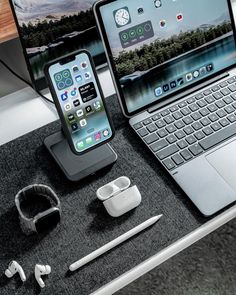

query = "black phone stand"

[{"left": 44, "top": 131, "right": 117, "bottom": 182}]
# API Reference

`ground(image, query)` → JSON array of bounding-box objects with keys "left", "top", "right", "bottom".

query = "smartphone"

[{"left": 44, "top": 50, "right": 114, "bottom": 154}]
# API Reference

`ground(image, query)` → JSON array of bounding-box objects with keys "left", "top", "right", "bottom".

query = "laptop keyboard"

[{"left": 133, "top": 76, "right": 236, "bottom": 171}]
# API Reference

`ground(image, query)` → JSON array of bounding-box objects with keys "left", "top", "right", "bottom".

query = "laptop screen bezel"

[{"left": 94, "top": 0, "right": 236, "bottom": 118}]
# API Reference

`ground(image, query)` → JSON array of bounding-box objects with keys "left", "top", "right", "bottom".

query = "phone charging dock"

[{"left": 44, "top": 131, "right": 117, "bottom": 182}]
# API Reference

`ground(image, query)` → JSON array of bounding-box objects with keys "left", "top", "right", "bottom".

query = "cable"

[{"left": 0, "top": 59, "right": 54, "bottom": 105}]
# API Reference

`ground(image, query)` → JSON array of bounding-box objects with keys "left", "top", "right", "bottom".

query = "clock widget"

[{"left": 113, "top": 7, "right": 131, "bottom": 28}]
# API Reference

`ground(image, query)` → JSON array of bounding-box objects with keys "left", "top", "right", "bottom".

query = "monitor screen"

[
  {"left": 10, "top": 0, "right": 106, "bottom": 90},
  {"left": 98, "top": 0, "right": 236, "bottom": 116}
]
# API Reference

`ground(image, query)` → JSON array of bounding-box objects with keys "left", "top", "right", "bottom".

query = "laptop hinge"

[{"left": 148, "top": 72, "right": 229, "bottom": 114}]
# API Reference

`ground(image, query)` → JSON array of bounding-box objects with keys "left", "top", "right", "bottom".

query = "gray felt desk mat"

[{"left": 0, "top": 95, "right": 214, "bottom": 295}]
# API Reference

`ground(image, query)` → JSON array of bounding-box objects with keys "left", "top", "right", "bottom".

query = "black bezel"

[
  {"left": 94, "top": 0, "right": 236, "bottom": 118},
  {"left": 8, "top": 0, "right": 107, "bottom": 91},
  {"left": 44, "top": 49, "right": 115, "bottom": 155},
  {"left": 35, "top": 209, "right": 61, "bottom": 233}
]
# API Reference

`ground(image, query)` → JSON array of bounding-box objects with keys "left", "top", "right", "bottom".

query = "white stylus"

[{"left": 69, "top": 215, "right": 162, "bottom": 272}]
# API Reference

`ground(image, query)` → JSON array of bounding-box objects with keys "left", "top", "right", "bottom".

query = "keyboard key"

[
  {"left": 152, "top": 114, "right": 161, "bottom": 121},
  {"left": 211, "top": 85, "right": 220, "bottom": 92},
  {"left": 224, "top": 105, "right": 234, "bottom": 114},
  {"left": 186, "top": 135, "right": 197, "bottom": 145},
  {"left": 227, "top": 114, "right": 236, "bottom": 123},
  {"left": 175, "top": 130, "right": 186, "bottom": 139},
  {"left": 150, "top": 139, "right": 168, "bottom": 152},
  {"left": 207, "top": 104, "right": 218, "bottom": 113},
  {"left": 180, "top": 149, "right": 193, "bottom": 161},
  {"left": 173, "top": 111, "right": 183, "bottom": 120},
  {"left": 200, "top": 118, "right": 211, "bottom": 126},
  {"left": 169, "top": 105, "right": 179, "bottom": 112},
  {"left": 156, "top": 145, "right": 179, "bottom": 160},
  {"left": 161, "top": 110, "right": 170, "bottom": 117},
  {"left": 203, "top": 127, "right": 213, "bottom": 136},
  {"left": 231, "top": 93, "right": 236, "bottom": 100},
  {"left": 184, "top": 126, "right": 194, "bottom": 135},
  {"left": 187, "top": 97, "right": 196, "bottom": 104},
  {"left": 216, "top": 109, "right": 227, "bottom": 118},
  {"left": 227, "top": 78, "right": 235, "bottom": 84},
  {"left": 142, "top": 118, "right": 152, "bottom": 126},
  {"left": 221, "top": 88, "right": 231, "bottom": 96},
  {"left": 223, "top": 96, "right": 233, "bottom": 104},
  {"left": 164, "top": 115, "right": 174, "bottom": 124},
  {"left": 199, "top": 108, "right": 210, "bottom": 117},
  {"left": 172, "top": 154, "right": 184, "bottom": 165},
  {"left": 189, "top": 144, "right": 203, "bottom": 156},
  {"left": 144, "top": 133, "right": 159, "bottom": 145},
  {"left": 228, "top": 84, "right": 236, "bottom": 92},
  {"left": 197, "top": 100, "right": 207, "bottom": 108},
  {"left": 157, "top": 129, "right": 168, "bottom": 138},
  {"left": 195, "top": 93, "right": 204, "bottom": 100},
  {"left": 147, "top": 124, "right": 157, "bottom": 133},
  {"left": 192, "top": 121, "right": 203, "bottom": 131},
  {"left": 189, "top": 104, "right": 199, "bottom": 112},
  {"left": 156, "top": 119, "right": 166, "bottom": 129},
  {"left": 177, "top": 140, "right": 188, "bottom": 149},
  {"left": 203, "top": 89, "right": 212, "bottom": 96},
  {"left": 215, "top": 100, "right": 226, "bottom": 108},
  {"left": 219, "top": 118, "right": 230, "bottom": 127},
  {"left": 191, "top": 112, "right": 202, "bottom": 121},
  {"left": 199, "top": 122, "right": 236, "bottom": 150},
  {"left": 181, "top": 107, "right": 191, "bottom": 116},
  {"left": 219, "top": 81, "right": 228, "bottom": 88},
  {"left": 166, "top": 134, "right": 177, "bottom": 144},
  {"left": 208, "top": 113, "right": 219, "bottom": 122},
  {"left": 233, "top": 102, "right": 236, "bottom": 109},
  {"left": 138, "top": 128, "right": 149, "bottom": 137},
  {"left": 205, "top": 96, "right": 215, "bottom": 104},
  {"left": 183, "top": 116, "right": 193, "bottom": 125},
  {"left": 211, "top": 122, "right": 221, "bottom": 132},
  {"left": 133, "top": 122, "right": 143, "bottom": 130},
  {"left": 194, "top": 131, "right": 205, "bottom": 140},
  {"left": 166, "top": 125, "right": 177, "bottom": 134},
  {"left": 163, "top": 159, "right": 176, "bottom": 170},
  {"left": 175, "top": 120, "right": 185, "bottom": 129},
  {"left": 178, "top": 101, "right": 187, "bottom": 108},
  {"left": 213, "top": 92, "right": 223, "bottom": 100}
]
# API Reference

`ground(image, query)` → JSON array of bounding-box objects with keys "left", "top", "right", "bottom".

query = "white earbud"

[
  {"left": 5, "top": 261, "right": 26, "bottom": 282},
  {"left": 34, "top": 264, "right": 51, "bottom": 288}
]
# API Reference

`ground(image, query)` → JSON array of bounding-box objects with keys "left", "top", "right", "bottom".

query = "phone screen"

[{"left": 48, "top": 52, "right": 113, "bottom": 153}]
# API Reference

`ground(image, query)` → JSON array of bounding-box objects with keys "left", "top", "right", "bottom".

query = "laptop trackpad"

[{"left": 206, "top": 140, "right": 236, "bottom": 191}]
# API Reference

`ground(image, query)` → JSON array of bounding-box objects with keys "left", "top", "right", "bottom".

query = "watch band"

[{"left": 15, "top": 184, "right": 61, "bottom": 235}]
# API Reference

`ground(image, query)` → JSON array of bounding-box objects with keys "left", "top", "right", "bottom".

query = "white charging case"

[{"left": 96, "top": 177, "right": 142, "bottom": 217}]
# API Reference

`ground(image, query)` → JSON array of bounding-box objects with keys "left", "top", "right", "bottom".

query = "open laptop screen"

[{"left": 96, "top": 0, "right": 236, "bottom": 117}]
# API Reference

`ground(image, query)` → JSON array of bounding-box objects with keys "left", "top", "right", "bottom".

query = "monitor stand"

[{"left": 44, "top": 131, "right": 117, "bottom": 182}]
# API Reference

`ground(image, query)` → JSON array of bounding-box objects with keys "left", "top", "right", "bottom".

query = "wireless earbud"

[
  {"left": 5, "top": 261, "right": 26, "bottom": 282},
  {"left": 34, "top": 264, "right": 51, "bottom": 288}
]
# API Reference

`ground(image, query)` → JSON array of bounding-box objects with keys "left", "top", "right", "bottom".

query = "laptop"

[{"left": 94, "top": 0, "right": 236, "bottom": 216}]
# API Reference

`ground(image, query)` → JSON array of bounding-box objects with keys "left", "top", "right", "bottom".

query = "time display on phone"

[{"left": 47, "top": 51, "right": 113, "bottom": 153}]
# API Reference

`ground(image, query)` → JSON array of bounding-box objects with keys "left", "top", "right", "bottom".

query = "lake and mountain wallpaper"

[{"left": 12, "top": 0, "right": 105, "bottom": 81}]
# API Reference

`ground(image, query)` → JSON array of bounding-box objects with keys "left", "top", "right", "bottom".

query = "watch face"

[
  {"left": 35, "top": 209, "right": 60, "bottom": 233},
  {"left": 114, "top": 7, "right": 131, "bottom": 28}
]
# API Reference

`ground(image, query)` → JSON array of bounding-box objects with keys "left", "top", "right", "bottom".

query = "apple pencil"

[{"left": 69, "top": 214, "right": 162, "bottom": 272}]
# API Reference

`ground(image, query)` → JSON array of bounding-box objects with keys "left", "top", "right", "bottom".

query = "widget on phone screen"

[
  {"left": 86, "top": 137, "right": 93, "bottom": 144},
  {"left": 84, "top": 72, "right": 91, "bottom": 79},
  {"left": 68, "top": 114, "right": 75, "bottom": 121},
  {"left": 154, "top": 0, "right": 162, "bottom": 8},
  {"left": 137, "top": 7, "right": 144, "bottom": 14},
  {"left": 94, "top": 101, "right": 101, "bottom": 110},
  {"left": 70, "top": 87, "right": 78, "bottom": 98},
  {"left": 103, "top": 129, "right": 110, "bottom": 137},
  {"left": 54, "top": 69, "right": 73, "bottom": 90},
  {"left": 76, "top": 141, "right": 84, "bottom": 149},
  {"left": 60, "top": 91, "right": 68, "bottom": 101},
  {"left": 81, "top": 61, "right": 88, "bottom": 69},
  {"left": 72, "top": 66, "right": 79, "bottom": 73},
  {"left": 176, "top": 13, "right": 183, "bottom": 22},
  {"left": 79, "top": 82, "right": 97, "bottom": 103},
  {"left": 95, "top": 132, "right": 102, "bottom": 141},
  {"left": 75, "top": 75, "right": 83, "bottom": 83},
  {"left": 85, "top": 105, "right": 93, "bottom": 114},
  {"left": 160, "top": 20, "right": 166, "bottom": 28}
]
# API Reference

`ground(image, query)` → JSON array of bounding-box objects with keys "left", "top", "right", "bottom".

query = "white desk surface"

[{"left": 1, "top": 2, "right": 236, "bottom": 293}]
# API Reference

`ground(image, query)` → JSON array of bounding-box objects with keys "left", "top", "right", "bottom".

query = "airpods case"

[{"left": 96, "top": 176, "right": 142, "bottom": 217}]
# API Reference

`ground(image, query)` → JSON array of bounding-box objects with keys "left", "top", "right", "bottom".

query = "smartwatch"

[{"left": 15, "top": 184, "right": 61, "bottom": 235}]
